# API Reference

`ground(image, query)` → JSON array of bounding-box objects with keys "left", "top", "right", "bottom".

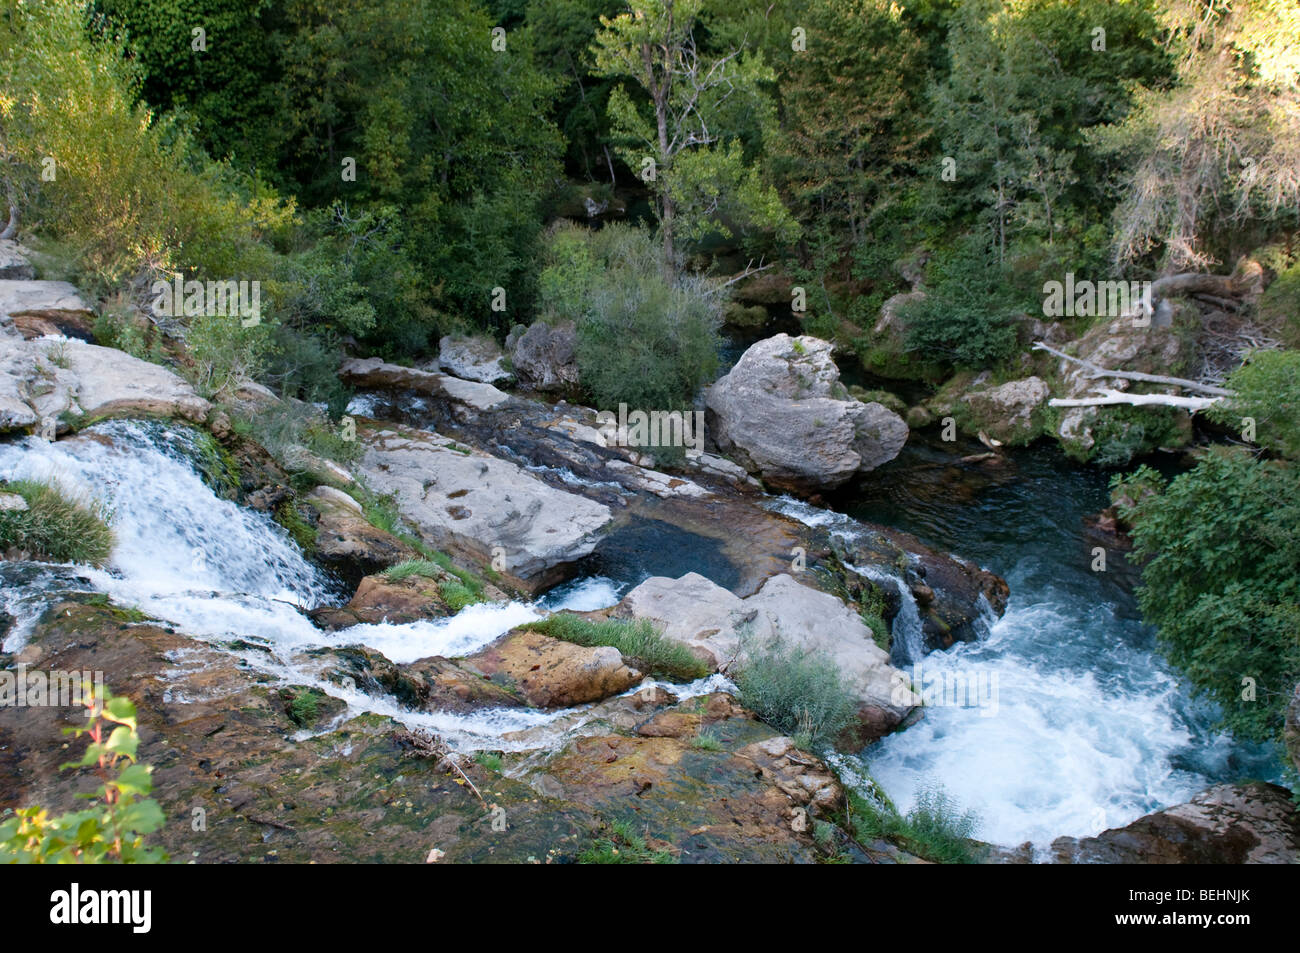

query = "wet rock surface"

[{"left": 1048, "top": 783, "right": 1300, "bottom": 864}]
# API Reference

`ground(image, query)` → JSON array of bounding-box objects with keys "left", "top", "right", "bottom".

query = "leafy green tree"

[
  {"left": 765, "top": 0, "right": 928, "bottom": 246},
  {"left": 592, "top": 0, "right": 796, "bottom": 274},
  {"left": 274, "top": 0, "right": 563, "bottom": 330},
  {"left": 92, "top": 0, "right": 285, "bottom": 168},
  {"left": 1114, "top": 449, "right": 1300, "bottom": 742}
]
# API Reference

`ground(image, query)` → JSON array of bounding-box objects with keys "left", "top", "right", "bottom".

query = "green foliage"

[
  {"left": 691, "top": 728, "right": 723, "bottom": 751},
  {"left": 0, "top": 685, "right": 167, "bottom": 864},
  {"left": 381, "top": 559, "right": 444, "bottom": 584},
  {"left": 1114, "top": 448, "right": 1300, "bottom": 742},
  {"left": 0, "top": 479, "right": 115, "bottom": 565},
  {"left": 539, "top": 223, "right": 722, "bottom": 412},
  {"left": 579, "top": 818, "right": 676, "bottom": 864},
  {"left": 474, "top": 750, "right": 503, "bottom": 774},
  {"left": 1208, "top": 349, "right": 1300, "bottom": 460},
  {"left": 898, "top": 236, "right": 1020, "bottom": 368},
  {"left": 731, "top": 631, "right": 858, "bottom": 750},
  {"left": 1257, "top": 260, "right": 1300, "bottom": 349},
  {"left": 522, "top": 613, "right": 709, "bottom": 682},
  {"left": 837, "top": 767, "right": 982, "bottom": 864},
  {"left": 225, "top": 397, "right": 361, "bottom": 470},
  {"left": 0, "top": 0, "right": 291, "bottom": 291},
  {"left": 286, "top": 687, "right": 322, "bottom": 727}
]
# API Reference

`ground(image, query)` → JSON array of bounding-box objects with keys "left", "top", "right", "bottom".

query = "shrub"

[
  {"left": 730, "top": 631, "right": 858, "bottom": 750},
  {"left": 1114, "top": 449, "right": 1300, "bottom": 741},
  {"left": 0, "top": 685, "right": 167, "bottom": 863},
  {"left": 843, "top": 782, "right": 982, "bottom": 864},
  {"left": 0, "top": 479, "right": 114, "bottom": 565},
  {"left": 538, "top": 223, "right": 722, "bottom": 412},
  {"left": 1207, "top": 348, "right": 1300, "bottom": 460},
  {"left": 898, "top": 236, "right": 1020, "bottom": 369},
  {"left": 522, "top": 613, "right": 709, "bottom": 683}
]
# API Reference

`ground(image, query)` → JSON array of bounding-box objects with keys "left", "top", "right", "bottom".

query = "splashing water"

[{"left": 0, "top": 420, "right": 585, "bottom": 747}]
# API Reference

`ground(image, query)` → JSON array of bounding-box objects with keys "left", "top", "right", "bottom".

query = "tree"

[
  {"left": 1099, "top": 0, "right": 1300, "bottom": 271},
  {"left": 591, "top": 0, "right": 795, "bottom": 275},
  {"left": 764, "top": 0, "right": 928, "bottom": 246},
  {"left": 1114, "top": 449, "right": 1300, "bottom": 742}
]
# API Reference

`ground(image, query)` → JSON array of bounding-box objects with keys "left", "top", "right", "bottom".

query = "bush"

[
  {"left": 1207, "top": 348, "right": 1300, "bottom": 460},
  {"left": 898, "top": 236, "right": 1020, "bottom": 369},
  {"left": 730, "top": 631, "right": 858, "bottom": 750},
  {"left": 842, "top": 781, "right": 982, "bottom": 864},
  {"left": 0, "top": 479, "right": 114, "bottom": 565},
  {"left": 1114, "top": 449, "right": 1300, "bottom": 741},
  {"left": 0, "top": 0, "right": 290, "bottom": 292},
  {"left": 537, "top": 223, "right": 722, "bottom": 412},
  {"left": 0, "top": 685, "right": 167, "bottom": 864},
  {"left": 522, "top": 613, "right": 710, "bottom": 683}
]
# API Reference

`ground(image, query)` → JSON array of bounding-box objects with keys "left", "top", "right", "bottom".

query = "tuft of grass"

[
  {"left": 274, "top": 501, "right": 318, "bottom": 554},
  {"left": 579, "top": 819, "right": 676, "bottom": 864},
  {"left": 522, "top": 614, "right": 709, "bottom": 682},
  {"left": 381, "top": 559, "right": 443, "bottom": 583},
  {"left": 843, "top": 781, "right": 983, "bottom": 864},
  {"left": 474, "top": 751, "right": 503, "bottom": 774},
  {"left": 691, "top": 728, "right": 723, "bottom": 751},
  {"left": 287, "top": 689, "right": 321, "bottom": 727},
  {"left": 439, "top": 579, "right": 482, "bottom": 613},
  {"left": 0, "top": 479, "right": 114, "bottom": 565},
  {"left": 731, "top": 631, "right": 858, "bottom": 751}
]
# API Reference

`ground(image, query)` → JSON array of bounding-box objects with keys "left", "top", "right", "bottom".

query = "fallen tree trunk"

[
  {"left": 1048, "top": 389, "right": 1223, "bottom": 411},
  {"left": 1150, "top": 271, "right": 1247, "bottom": 302},
  {"left": 1033, "top": 342, "right": 1234, "bottom": 396}
]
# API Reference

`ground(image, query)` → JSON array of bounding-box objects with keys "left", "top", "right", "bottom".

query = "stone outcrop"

[
  {"left": 0, "top": 334, "right": 210, "bottom": 434},
  {"left": 0, "top": 242, "right": 36, "bottom": 281},
  {"left": 616, "top": 571, "right": 920, "bottom": 739},
  {"left": 505, "top": 320, "right": 580, "bottom": 392},
  {"left": 1049, "top": 782, "right": 1300, "bottom": 864},
  {"left": 705, "top": 334, "right": 908, "bottom": 494},
  {"left": 1045, "top": 305, "right": 1198, "bottom": 459},
  {"left": 355, "top": 423, "right": 611, "bottom": 593},
  {"left": 309, "top": 570, "right": 449, "bottom": 630},
  {"left": 340, "top": 356, "right": 509, "bottom": 412},
  {"left": 301, "top": 484, "right": 416, "bottom": 575},
  {"left": 437, "top": 334, "right": 512, "bottom": 384}
]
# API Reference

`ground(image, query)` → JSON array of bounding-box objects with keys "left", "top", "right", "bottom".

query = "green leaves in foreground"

[{"left": 0, "top": 685, "right": 167, "bottom": 864}]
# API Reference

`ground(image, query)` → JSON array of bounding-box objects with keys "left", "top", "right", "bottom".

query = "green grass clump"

[
  {"left": 0, "top": 479, "right": 114, "bottom": 565},
  {"left": 691, "top": 728, "right": 723, "bottom": 751},
  {"left": 843, "top": 780, "right": 983, "bottom": 864},
  {"left": 578, "top": 819, "right": 676, "bottom": 864},
  {"left": 380, "top": 558, "right": 484, "bottom": 611},
  {"left": 523, "top": 614, "right": 709, "bottom": 683},
  {"left": 381, "top": 559, "right": 443, "bottom": 583},
  {"left": 730, "top": 632, "right": 858, "bottom": 751},
  {"left": 474, "top": 751, "right": 503, "bottom": 774}
]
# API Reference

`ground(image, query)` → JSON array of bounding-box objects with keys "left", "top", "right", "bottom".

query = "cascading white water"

[
  {"left": 0, "top": 420, "right": 637, "bottom": 748},
  {"left": 767, "top": 486, "right": 1277, "bottom": 849}
]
